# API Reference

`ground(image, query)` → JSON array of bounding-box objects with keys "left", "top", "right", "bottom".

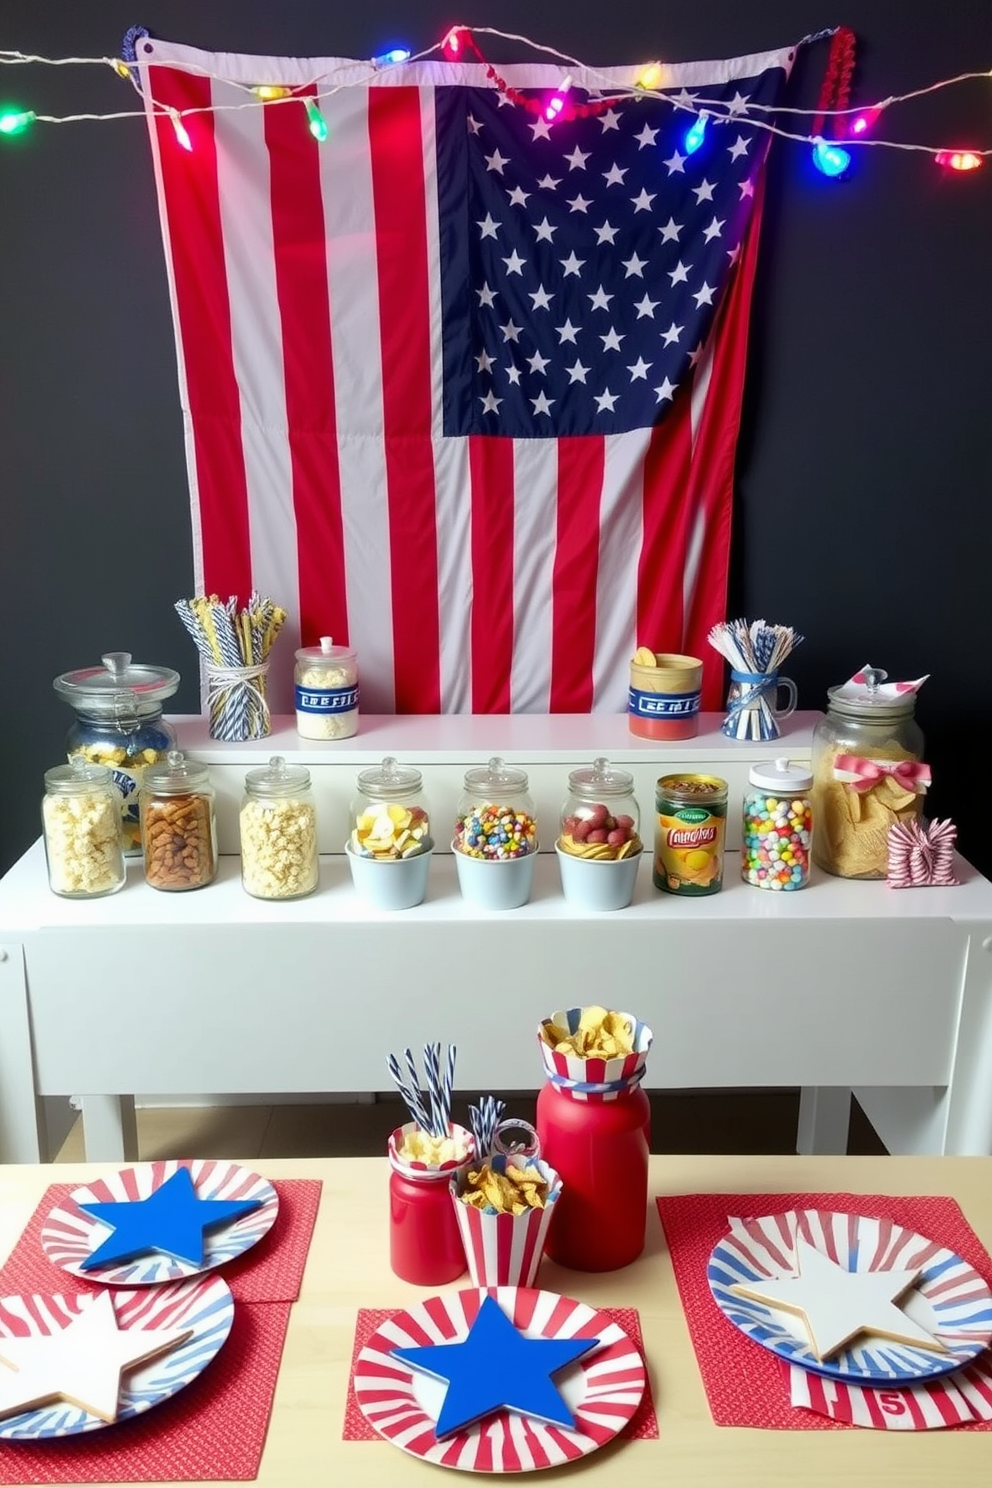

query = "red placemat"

[
  {"left": 343, "top": 1304, "right": 658, "bottom": 1440},
  {"left": 655, "top": 1190, "right": 992, "bottom": 1431},
  {"left": 0, "top": 1179, "right": 322, "bottom": 1305},
  {"left": 0, "top": 1299, "right": 291, "bottom": 1483}
]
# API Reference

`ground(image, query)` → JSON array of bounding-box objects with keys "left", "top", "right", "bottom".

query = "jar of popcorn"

[
  {"left": 294, "top": 636, "right": 359, "bottom": 740},
  {"left": 139, "top": 751, "right": 217, "bottom": 892},
  {"left": 453, "top": 757, "right": 538, "bottom": 910},
  {"left": 54, "top": 652, "right": 180, "bottom": 856},
  {"left": 42, "top": 761, "right": 126, "bottom": 899},
  {"left": 239, "top": 755, "right": 319, "bottom": 900}
]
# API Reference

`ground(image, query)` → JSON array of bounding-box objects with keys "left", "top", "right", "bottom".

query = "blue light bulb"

[
  {"left": 684, "top": 115, "right": 707, "bottom": 155},
  {"left": 812, "top": 137, "right": 851, "bottom": 178},
  {"left": 375, "top": 47, "right": 411, "bottom": 65}
]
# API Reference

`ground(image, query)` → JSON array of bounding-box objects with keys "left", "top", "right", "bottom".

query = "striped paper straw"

[
  {"left": 386, "top": 1052, "right": 431, "bottom": 1130},
  {"left": 423, "top": 1042, "right": 444, "bottom": 1138},
  {"left": 468, "top": 1096, "right": 506, "bottom": 1157}
]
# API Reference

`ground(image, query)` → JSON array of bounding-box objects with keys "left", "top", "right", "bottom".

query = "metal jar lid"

[{"left": 53, "top": 651, "right": 180, "bottom": 720}]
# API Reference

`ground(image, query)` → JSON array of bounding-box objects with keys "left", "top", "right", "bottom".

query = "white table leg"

[
  {"left": 78, "top": 1095, "right": 138, "bottom": 1162},
  {"left": 797, "top": 1086, "right": 851, "bottom": 1154},
  {"left": 0, "top": 944, "right": 45, "bottom": 1162}
]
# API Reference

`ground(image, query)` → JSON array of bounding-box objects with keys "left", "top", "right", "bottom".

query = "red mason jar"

[{"left": 387, "top": 1123, "right": 472, "bottom": 1286}]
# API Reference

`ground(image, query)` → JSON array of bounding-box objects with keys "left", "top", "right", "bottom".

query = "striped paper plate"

[
  {"left": 41, "top": 1159, "right": 278, "bottom": 1286},
  {"left": 354, "top": 1286, "right": 645, "bottom": 1472},
  {"left": 708, "top": 1209, "right": 992, "bottom": 1384},
  {"left": 0, "top": 1274, "right": 234, "bottom": 1439}
]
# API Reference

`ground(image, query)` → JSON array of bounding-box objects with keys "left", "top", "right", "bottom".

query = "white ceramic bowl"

[
  {"left": 555, "top": 843, "right": 641, "bottom": 912},
  {"left": 451, "top": 841, "right": 537, "bottom": 910},
  {"left": 345, "top": 841, "right": 433, "bottom": 910}
]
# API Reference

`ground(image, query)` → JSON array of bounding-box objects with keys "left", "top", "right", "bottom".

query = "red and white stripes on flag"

[{"left": 137, "top": 36, "right": 794, "bottom": 713}]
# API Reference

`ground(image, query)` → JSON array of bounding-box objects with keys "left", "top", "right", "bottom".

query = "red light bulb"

[{"left": 935, "top": 150, "right": 982, "bottom": 172}]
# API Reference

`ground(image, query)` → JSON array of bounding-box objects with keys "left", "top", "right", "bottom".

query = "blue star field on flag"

[
  {"left": 78, "top": 1166, "right": 262, "bottom": 1270},
  {"left": 436, "top": 66, "right": 788, "bottom": 438},
  {"left": 390, "top": 1294, "right": 600, "bottom": 1439}
]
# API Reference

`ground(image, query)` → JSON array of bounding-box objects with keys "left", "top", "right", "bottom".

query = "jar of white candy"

[
  {"left": 294, "top": 637, "right": 359, "bottom": 739},
  {"left": 741, "top": 757, "right": 813, "bottom": 891},
  {"left": 239, "top": 755, "right": 319, "bottom": 900},
  {"left": 42, "top": 761, "right": 126, "bottom": 898}
]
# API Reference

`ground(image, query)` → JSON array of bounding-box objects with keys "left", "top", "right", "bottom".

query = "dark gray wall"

[{"left": 3, "top": 2, "right": 991, "bottom": 874}]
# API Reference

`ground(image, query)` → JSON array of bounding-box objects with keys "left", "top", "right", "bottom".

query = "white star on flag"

[{"left": 594, "top": 388, "right": 619, "bottom": 412}]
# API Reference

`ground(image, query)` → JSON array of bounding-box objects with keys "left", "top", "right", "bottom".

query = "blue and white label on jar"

[
  {"left": 295, "top": 685, "right": 360, "bottom": 713},
  {"left": 627, "top": 687, "right": 701, "bottom": 718}
]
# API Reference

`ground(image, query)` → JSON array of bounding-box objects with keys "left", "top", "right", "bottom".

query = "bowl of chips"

[
  {"left": 538, "top": 1006, "right": 653, "bottom": 1095},
  {"left": 345, "top": 840, "right": 434, "bottom": 910},
  {"left": 451, "top": 839, "right": 537, "bottom": 911},
  {"left": 451, "top": 1154, "right": 561, "bottom": 1287},
  {"left": 555, "top": 842, "right": 642, "bottom": 911}
]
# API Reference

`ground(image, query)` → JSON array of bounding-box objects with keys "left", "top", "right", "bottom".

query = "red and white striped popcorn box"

[
  {"left": 537, "top": 1007, "right": 653, "bottom": 1098},
  {"left": 388, "top": 1122, "right": 475, "bottom": 1180},
  {"left": 451, "top": 1156, "right": 561, "bottom": 1288}
]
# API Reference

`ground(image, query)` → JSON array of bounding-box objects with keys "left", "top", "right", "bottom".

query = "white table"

[{"left": 3, "top": 713, "right": 991, "bottom": 1163}]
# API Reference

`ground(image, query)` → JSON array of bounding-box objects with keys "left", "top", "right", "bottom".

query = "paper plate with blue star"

[
  {"left": 40, "top": 1159, "right": 279, "bottom": 1286},
  {"left": 353, "top": 1286, "right": 646, "bottom": 1472},
  {"left": 708, "top": 1208, "right": 992, "bottom": 1385}
]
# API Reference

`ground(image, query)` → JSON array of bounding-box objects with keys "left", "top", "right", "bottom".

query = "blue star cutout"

[
  {"left": 391, "top": 1294, "right": 600, "bottom": 1439},
  {"left": 78, "top": 1167, "right": 262, "bottom": 1270}
]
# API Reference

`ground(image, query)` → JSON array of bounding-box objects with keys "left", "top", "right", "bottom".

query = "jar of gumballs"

[
  {"left": 454, "top": 757, "right": 537, "bottom": 861},
  {"left": 741, "top": 757, "right": 813, "bottom": 891}
]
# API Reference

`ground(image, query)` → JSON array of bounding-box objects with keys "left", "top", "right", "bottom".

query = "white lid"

[{"left": 748, "top": 756, "right": 813, "bottom": 792}]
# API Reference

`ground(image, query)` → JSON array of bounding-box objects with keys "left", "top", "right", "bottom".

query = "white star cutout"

[
  {"left": 566, "top": 359, "right": 590, "bottom": 383},
  {"left": 663, "top": 150, "right": 686, "bottom": 175},
  {"left": 634, "top": 122, "right": 659, "bottom": 149},
  {"left": 529, "top": 116, "right": 553, "bottom": 142},
  {"left": 505, "top": 363, "right": 522, "bottom": 385},
  {"left": 485, "top": 148, "right": 510, "bottom": 174},
  {"left": 654, "top": 377, "right": 678, "bottom": 402},
  {"left": 693, "top": 282, "right": 716, "bottom": 307},
  {"left": 627, "top": 357, "right": 652, "bottom": 381},
  {"left": 602, "top": 163, "right": 628, "bottom": 187},
  {"left": 661, "top": 321, "right": 683, "bottom": 346},
  {"left": 703, "top": 217, "right": 725, "bottom": 242},
  {"left": 476, "top": 213, "right": 501, "bottom": 240},
  {"left": 633, "top": 293, "right": 659, "bottom": 319},
  {"left": 594, "top": 220, "right": 619, "bottom": 245},
  {"left": 499, "top": 319, "right": 521, "bottom": 342},
  {"left": 555, "top": 318, "right": 580, "bottom": 344},
  {"left": 528, "top": 285, "right": 554, "bottom": 311},
  {"left": 598, "top": 108, "right": 622, "bottom": 132},
  {"left": 479, "top": 390, "right": 503, "bottom": 414},
  {"left": 566, "top": 193, "right": 591, "bottom": 214},
  {"left": 476, "top": 282, "right": 498, "bottom": 308},
  {"left": 658, "top": 216, "right": 683, "bottom": 243},
  {"left": 559, "top": 251, "right": 585, "bottom": 277},
  {"left": 668, "top": 260, "right": 690, "bottom": 285},
  {"left": 467, "top": 114, "right": 484, "bottom": 136},
  {"left": 599, "top": 327, "right": 625, "bottom": 352},
  {"left": 536, "top": 173, "right": 562, "bottom": 191},
  {"left": 729, "top": 135, "right": 750, "bottom": 160},
  {"left": 739, "top": 177, "right": 755, "bottom": 199},
  {"left": 594, "top": 388, "right": 619, "bottom": 412},
  {"left": 692, "top": 179, "right": 716, "bottom": 204},
  {"left": 527, "top": 349, "right": 551, "bottom": 375},
  {"left": 563, "top": 145, "right": 590, "bottom": 170},
  {"left": 630, "top": 187, "right": 656, "bottom": 213},
  {"left": 475, "top": 349, "right": 495, "bottom": 373},
  {"left": 588, "top": 285, "right": 614, "bottom": 311},
  {"left": 530, "top": 391, "right": 555, "bottom": 416},
  {"left": 621, "top": 252, "right": 647, "bottom": 278},
  {"left": 501, "top": 249, "right": 526, "bottom": 276},
  {"left": 507, "top": 185, "right": 531, "bottom": 207},
  {"left": 533, "top": 216, "right": 557, "bottom": 242}
]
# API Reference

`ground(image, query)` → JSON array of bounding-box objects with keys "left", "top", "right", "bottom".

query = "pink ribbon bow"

[{"left": 833, "top": 753, "right": 932, "bottom": 794}]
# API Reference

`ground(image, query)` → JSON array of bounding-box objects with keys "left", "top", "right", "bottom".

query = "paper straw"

[
  {"left": 386, "top": 1051, "right": 431, "bottom": 1130},
  {"left": 468, "top": 1096, "right": 506, "bottom": 1157}
]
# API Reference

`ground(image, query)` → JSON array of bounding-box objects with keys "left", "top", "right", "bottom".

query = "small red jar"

[{"left": 387, "top": 1123, "right": 473, "bottom": 1286}]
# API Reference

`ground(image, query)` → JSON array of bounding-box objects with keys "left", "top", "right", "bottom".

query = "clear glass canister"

[
  {"left": 139, "top": 750, "right": 217, "bottom": 892},
  {"left": 558, "top": 757, "right": 642, "bottom": 860},
  {"left": 742, "top": 757, "right": 813, "bottom": 890},
  {"left": 54, "top": 652, "right": 180, "bottom": 855},
  {"left": 294, "top": 637, "right": 359, "bottom": 740},
  {"left": 239, "top": 755, "right": 319, "bottom": 899},
  {"left": 811, "top": 688, "right": 925, "bottom": 879},
  {"left": 349, "top": 756, "right": 431, "bottom": 858},
  {"left": 454, "top": 756, "right": 538, "bottom": 859},
  {"left": 42, "top": 761, "right": 125, "bottom": 898}
]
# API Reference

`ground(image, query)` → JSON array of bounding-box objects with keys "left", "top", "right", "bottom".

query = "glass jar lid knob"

[{"left": 863, "top": 667, "right": 888, "bottom": 693}]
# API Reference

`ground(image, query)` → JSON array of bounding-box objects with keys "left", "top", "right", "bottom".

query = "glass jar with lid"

[
  {"left": 294, "top": 636, "right": 359, "bottom": 740},
  {"left": 742, "top": 757, "right": 813, "bottom": 890},
  {"left": 811, "top": 676, "right": 926, "bottom": 879},
  {"left": 454, "top": 757, "right": 538, "bottom": 860},
  {"left": 53, "top": 652, "right": 180, "bottom": 855},
  {"left": 239, "top": 755, "right": 319, "bottom": 900},
  {"left": 558, "top": 757, "right": 642, "bottom": 861},
  {"left": 349, "top": 757, "right": 431, "bottom": 859},
  {"left": 41, "top": 761, "right": 126, "bottom": 898},
  {"left": 139, "top": 750, "right": 217, "bottom": 892}
]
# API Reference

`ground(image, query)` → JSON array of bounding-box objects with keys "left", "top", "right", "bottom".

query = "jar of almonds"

[
  {"left": 139, "top": 750, "right": 217, "bottom": 892},
  {"left": 240, "top": 755, "right": 319, "bottom": 900}
]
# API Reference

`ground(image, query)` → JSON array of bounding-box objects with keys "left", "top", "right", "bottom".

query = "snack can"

[{"left": 653, "top": 774, "right": 728, "bottom": 896}]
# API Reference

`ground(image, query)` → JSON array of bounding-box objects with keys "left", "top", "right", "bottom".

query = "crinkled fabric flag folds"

[{"left": 136, "top": 36, "right": 795, "bottom": 713}]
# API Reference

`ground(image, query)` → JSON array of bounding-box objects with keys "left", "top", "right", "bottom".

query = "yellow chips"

[
  {"left": 460, "top": 1163, "right": 549, "bottom": 1216},
  {"left": 541, "top": 1005, "right": 634, "bottom": 1060}
]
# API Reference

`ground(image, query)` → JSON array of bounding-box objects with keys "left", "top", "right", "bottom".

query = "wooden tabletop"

[{"left": 2, "top": 1153, "right": 991, "bottom": 1486}]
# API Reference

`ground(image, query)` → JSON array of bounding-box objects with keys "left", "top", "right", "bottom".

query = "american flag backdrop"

[{"left": 136, "top": 36, "right": 796, "bottom": 713}]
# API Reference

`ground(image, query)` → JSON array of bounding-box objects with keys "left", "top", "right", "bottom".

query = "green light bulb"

[
  {"left": 0, "top": 108, "right": 36, "bottom": 137},
  {"left": 304, "top": 98, "right": 328, "bottom": 142}
]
